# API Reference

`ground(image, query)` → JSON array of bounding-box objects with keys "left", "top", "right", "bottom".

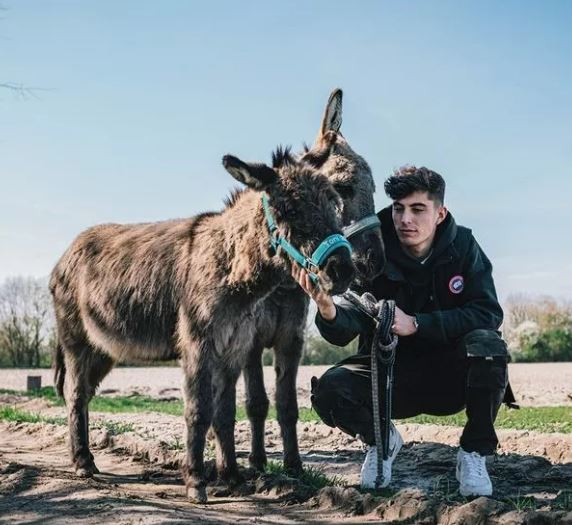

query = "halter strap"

[{"left": 342, "top": 214, "right": 381, "bottom": 239}]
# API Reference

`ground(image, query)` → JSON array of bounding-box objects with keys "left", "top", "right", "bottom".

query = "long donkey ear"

[
  {"left": 318, "top": 88, "right": 343, "bottom": 138},
  {"left": 303, "top": 130, "right": 337, "bottom": 169},
  {"left": 222, "top": 155, "right": 278, "bottom": 191}
]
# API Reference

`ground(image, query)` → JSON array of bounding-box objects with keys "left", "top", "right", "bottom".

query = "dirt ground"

[{"left": 1, "top": 365, "right": 571, "bottom": 524}]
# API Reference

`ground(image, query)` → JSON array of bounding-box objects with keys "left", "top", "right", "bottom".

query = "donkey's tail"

[{"left": 54, "top": 342, "right": 66, "bottom": 399}]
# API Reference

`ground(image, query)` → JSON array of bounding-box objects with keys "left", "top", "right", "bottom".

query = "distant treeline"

[{"left": 1, "top": 276, "right": 570, "bottom": 367}]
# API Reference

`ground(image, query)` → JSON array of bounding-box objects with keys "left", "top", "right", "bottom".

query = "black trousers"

[{"left": 310, "top": 330, "right": 509, "bottom": 455}]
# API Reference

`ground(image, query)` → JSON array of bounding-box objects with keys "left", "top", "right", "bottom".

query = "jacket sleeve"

[
  {"left": 415, "top": 238, "right": 504, "bottom": 344},
  {"left": 315, "top": 297, "right": 375, "bottom": 347}
]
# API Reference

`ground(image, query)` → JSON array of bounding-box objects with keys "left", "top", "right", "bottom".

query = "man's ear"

[
  {"left": 436, "top": 205, "right": 448, "bottom": 225},
  {"left": 222, "top": 155, "right": 278, "bottom": 191}
]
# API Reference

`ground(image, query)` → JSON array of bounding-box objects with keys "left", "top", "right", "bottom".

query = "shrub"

[
  {"left": 504, "top": 295, "right": 572, "bottom": 362},
  {"left": 300, "top": 335, "right": 357, "bottom": 365}
]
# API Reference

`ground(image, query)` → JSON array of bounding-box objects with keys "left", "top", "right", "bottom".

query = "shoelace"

[{"left": 463, "top": 452, "right": 486, "bottom": 477}]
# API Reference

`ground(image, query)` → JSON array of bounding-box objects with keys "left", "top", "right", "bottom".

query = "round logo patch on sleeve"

[{"left": 449, "top": 275, "right": 464, "bottom": 294}]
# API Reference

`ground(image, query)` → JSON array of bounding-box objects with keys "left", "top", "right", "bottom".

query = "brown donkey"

[
  {"left": 243, "top": 89, "right": 385, "bottom": 473},
  {"left": 50, "top": 140, "right": 355, "bottom": 503}
]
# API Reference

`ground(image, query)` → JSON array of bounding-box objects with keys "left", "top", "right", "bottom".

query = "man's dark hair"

[{"left": 384, "top": 165, "right": 446, "bottom": 205}]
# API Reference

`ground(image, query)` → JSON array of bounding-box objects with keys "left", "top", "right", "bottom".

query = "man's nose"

[{"left": 401, "top": 210, "right": 413, "bottom": 224}]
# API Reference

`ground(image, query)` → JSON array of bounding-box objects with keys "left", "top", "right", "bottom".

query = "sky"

[{"left": 1, "top": 1, "right": 571, "bottom": 301}]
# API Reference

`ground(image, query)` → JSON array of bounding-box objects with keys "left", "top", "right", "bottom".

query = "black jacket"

[{"left": 316, "top": 205, "right": 505, "bottom": 357}]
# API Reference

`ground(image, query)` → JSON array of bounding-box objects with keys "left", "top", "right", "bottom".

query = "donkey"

[
  {"left": 50, "top": 136, "right": 355, "bottom": 503},
  {"left": 242, "top": 89, "right": 385, "bottom": 473}
]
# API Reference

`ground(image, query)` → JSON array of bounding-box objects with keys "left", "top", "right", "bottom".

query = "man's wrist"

[{"left": 319, "top": 303, "right": 337, "bottom": 322}]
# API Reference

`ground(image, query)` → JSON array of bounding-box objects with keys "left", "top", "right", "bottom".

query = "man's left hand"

[{"left": 391, "top": 307, "right": 418, "bottom": 337}]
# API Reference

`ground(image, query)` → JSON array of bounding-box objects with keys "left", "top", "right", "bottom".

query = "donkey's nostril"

[{"left": 326, "top": 257, "right": 355, "bottom": 284}]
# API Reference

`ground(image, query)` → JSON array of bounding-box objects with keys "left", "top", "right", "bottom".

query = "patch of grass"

[
  {"left": 2, "top": 388, "right": 570, "bottom": 433},
  {"left": 164, "top": 435, "right": 184, "bottom": 451},
  {"left": 0, "top": 386, "right": 64, "bottom": 405},
  {"left": 0, "top": 406, "right": 134, "bottom": 436},
  {"left": 0, "top": 406, "right": 66, "bottom": 426},
  {"left": 505, "top": 493, "right": 538, "bottom": 512},
  {"left": 429, "top": 474, "right": 467, "bottom": 504},
  {"left": 553, "top": 491, "right": 572, "bottom": 511},
  {"left": 264, "top": 460, "right": 346, "bottom": 490},
  {"left": 96, "top": 421, "right": 135, "bottom": 435},
  {"left": 401, "top": 406, "right": 571, "bottom": 434}
]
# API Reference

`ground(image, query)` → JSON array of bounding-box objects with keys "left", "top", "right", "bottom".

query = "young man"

[{"left": 292, "top": 165, "right": 514, "bottom": 497}]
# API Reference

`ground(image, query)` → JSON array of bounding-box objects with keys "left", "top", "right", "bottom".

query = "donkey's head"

[
  {"left": 222, "top": 138, "right": 355, "bottom": 296},
  {"left": 302, "top": 89, "right": 385, "bottom": 284}
]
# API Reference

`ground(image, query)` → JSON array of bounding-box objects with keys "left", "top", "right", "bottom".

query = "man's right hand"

[{"left": 291, "top": 264, "right": 337, "bottom": 321}]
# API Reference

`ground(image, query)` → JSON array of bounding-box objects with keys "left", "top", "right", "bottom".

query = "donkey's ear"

[
  {"left": 222, "top": 155, "right": 278, "bottom": 190},
  {"left": 303, "top": 130, "right": 337, "bottom": 169},
  {"left": 319, "top": 88, "right": 343, "bottom": 137}
]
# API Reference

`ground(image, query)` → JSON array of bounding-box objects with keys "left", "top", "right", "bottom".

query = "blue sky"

[{"left": 1, "top": 1, "right": 571, "bottom": 300}]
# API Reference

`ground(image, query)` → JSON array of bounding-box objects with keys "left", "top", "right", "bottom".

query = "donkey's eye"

[
  {"left": 334, "top": 184, "right": 355, "bottom": 199},
  {"left": 282, "top": 204, "right": 297, "bottom": 220}
]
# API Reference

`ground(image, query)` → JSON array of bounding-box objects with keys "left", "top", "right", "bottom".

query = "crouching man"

[{"left": 292, "top": 165, "right": 515, "bottom": 497}]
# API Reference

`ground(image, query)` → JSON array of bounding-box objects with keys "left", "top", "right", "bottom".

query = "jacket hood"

[{"left": 377, "top": 205, "right": 458, "bottom": 277}]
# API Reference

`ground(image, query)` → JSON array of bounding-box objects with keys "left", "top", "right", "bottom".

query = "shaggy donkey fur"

[
  {"left": 242, "top": 89, "right": 385, "bottom": 473},
  {"left": 50, "top": 137, "right": 355, "bottom": 503}
]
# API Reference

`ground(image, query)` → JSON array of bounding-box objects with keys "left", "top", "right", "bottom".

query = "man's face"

[{"left": 391, "top": 191, "right": 447, "bottom": 253}]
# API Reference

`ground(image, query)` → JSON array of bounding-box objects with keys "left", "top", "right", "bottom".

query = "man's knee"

[
  {"left": 459, "top": 329, "right": 509, "bottom": 359},
  {"left": 311, "top": 365, "right": 369, "bottom": 425},
  {"left": 466, "top": 356, "right": 508, "bottom": 392},
  {"left": 311, "top": 367, "right": 351, "bottom": 423}
]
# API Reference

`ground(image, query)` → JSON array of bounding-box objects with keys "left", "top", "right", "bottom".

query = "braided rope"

[
  {"left": 370, "top": 300, "right": 397, "bottom": 488},
  {"left": 341, "top": 291, "right": 398, "bottom": 489}
]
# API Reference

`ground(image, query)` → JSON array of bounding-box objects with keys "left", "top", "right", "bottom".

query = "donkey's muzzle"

[
  {"left": 352, "top": 228, "right": 385, "bottom": 281},
  {"left": 322, "top": 249, "right": 355, "bottom": 295}
]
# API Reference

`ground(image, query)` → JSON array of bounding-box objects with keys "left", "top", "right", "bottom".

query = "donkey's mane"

[
  {"left": 223, "top": 187, "right": 247, "bottom": 209},
  {"left": 272, "top": 145, "right": 295, "bottom": 169}
]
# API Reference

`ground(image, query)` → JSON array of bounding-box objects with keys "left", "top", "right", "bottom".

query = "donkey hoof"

[
  {"left": 75, "top": 466, "right": 95, "bottom": 478},
  {"left": 218, "top": 468, "right": 244, "bottom": 488},
  {"left": 248, "top": 455, "right": 267, "bottom": 472},
  {"left": 75, "top": 460, "right": 99, "bottom": 478},
  {"left": 187, "top": 486, "right": 208, "bottom": 504},
  {"left": 284, "top": 461, "right": 303, "bottom": 477}
]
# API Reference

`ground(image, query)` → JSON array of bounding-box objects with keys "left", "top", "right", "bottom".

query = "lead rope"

[
  {"left": 370, "top": 300, "right": 398, "bottom": 488},
  {"left": 341, "top": 292, "right": 398, "bottom": 489}
]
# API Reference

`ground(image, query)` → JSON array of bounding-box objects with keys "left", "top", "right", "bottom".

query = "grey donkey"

[
  {"left": 242, "top": 89, "right": 385, "bottom": 474},
  {"left": 50, "top": 136, "right": 356, "bottom": 503}
]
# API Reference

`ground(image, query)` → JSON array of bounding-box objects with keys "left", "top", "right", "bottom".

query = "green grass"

[
  {"left": 0, "top": 406, "right": 134, "bottom": 435},
  {"left": 401, "top": 406, "right": 571, "bottom": 433},
  {"left": 0, "top": 406, "right": 67, "bottom": 426},
  {"left": 265, "top": 460, "right": 346, "bottom": 490},
  {"left": 1, "top": 387, "right": 570, "bottom": 433}
]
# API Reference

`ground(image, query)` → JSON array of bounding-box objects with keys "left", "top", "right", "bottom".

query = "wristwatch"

[{"left": 413, "top": 315, "right": 419, "bottom": 331}]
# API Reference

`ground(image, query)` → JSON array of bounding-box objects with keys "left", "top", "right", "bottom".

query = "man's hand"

[
  {"left": 391, "top": 306, "right": 418, "bottom": 336},
  {"left": 291, "top": 264, "right": 336, "bottom": 321}
]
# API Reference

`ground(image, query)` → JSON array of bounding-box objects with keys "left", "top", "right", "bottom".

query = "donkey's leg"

[
  {"left": 64, "top": 346, "right": 113, "bottom": 477},
  {"left": 85, "top": 351, "right": 115, "bottom": 466},
  {"left": 211, "top": 364, "right": 242, "bottom": 485},
  {"left": 243, "top": 344, "right": 270, "bottom": 471},
  {"left": 181, "top": 346, "right": 213, "bottom": 503},
  {"left": 273, "top": 331, "right": 304, "bottom": 474}
]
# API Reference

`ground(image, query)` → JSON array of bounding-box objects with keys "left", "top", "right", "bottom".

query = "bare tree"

[{"left": 0, "top": 276, "right": 55, "bottom": 367}]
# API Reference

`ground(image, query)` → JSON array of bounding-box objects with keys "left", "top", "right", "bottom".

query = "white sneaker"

[
  {"left": 360, "top": 423, "right": 403, "bottom": 489},
  {"left": 456, "top": 448, "right": 493, "bottom": 496}
]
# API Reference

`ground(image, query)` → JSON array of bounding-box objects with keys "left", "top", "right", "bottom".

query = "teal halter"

[{"left": 261, "top": 194, "right": 352, "bottom": 284}]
